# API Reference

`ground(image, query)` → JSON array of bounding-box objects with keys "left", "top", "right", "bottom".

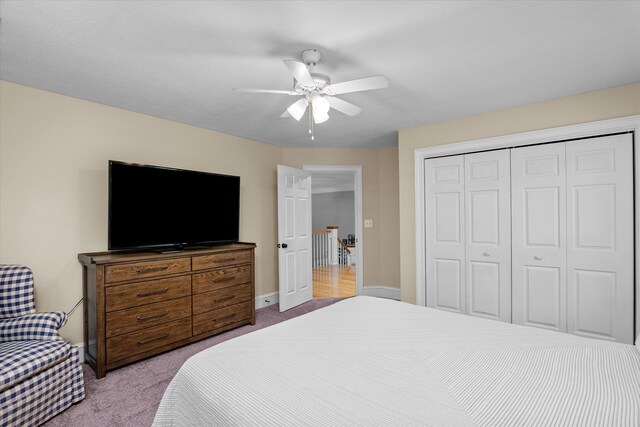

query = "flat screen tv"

[{"left": 109, "top": 161, "right": 240, "bottom": 251}]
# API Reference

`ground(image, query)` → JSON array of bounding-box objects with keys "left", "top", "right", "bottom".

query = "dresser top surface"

[{"left": 79, "top": 242, "right": 256, "bottom": 265}]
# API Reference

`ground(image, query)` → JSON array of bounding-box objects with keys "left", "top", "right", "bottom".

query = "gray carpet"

[{"left": 44, "top": 298, "right": 343, "bottom": 427}]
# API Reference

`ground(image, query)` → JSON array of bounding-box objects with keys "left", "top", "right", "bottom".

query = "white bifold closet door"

[
  {"left": 465, "top": 150, "right": 511, "bottom": 322},
  {"left": 425, "top": 155, "right": 466, "bottom": 314},
  {"left": 425, "top": 150, "right": 511, "bottom": 322},
  {"left": 512, "top": 134, "right": 634, "bottom": 343},
  {"left": 565, "top": 134, "right": 634, "bottom": 343},
  {"left": 511, "top": 143, "right": 567, "bottom": 332}
]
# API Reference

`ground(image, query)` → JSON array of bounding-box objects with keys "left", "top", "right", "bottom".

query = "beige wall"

[
  {"left": 377, "top": 147, "right": 400, "bottom": 288},
  {"left": 398, "top": 82, "right": 640, "bottom": 303},
  {"left": 0, "top": 81, "right": 282, "bottom": 344},
  {"left": 0, "top": 81, "right": 401, "bottom": 346},
  {"left": 282, "top": 146, "right": 400, "bottom": 289},
  {"left": 3, "top": 78, "right": 638, "bottom": 345}
]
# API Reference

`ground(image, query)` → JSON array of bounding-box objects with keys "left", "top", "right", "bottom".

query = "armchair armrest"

[{"left": 0, "top": 311, "right": 66, "bottom": 342}]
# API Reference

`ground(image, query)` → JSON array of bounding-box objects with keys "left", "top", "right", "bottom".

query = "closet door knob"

[
  {"left": 534, "top": 255, "right": 543, "bottom": 261},
  {"left": 482, "top": 252, "right": 490, "bottom": 257}
]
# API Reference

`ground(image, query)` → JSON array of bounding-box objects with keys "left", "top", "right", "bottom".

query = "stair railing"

[
  {"left": 312, "top": 230, "right": 331, "bottom": 267},
  {"left": 338, "top": 239, "right": 351, "bottom": 265}
]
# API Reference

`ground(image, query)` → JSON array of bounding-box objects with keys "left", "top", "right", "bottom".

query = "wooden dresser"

[{"left": 78, "top": 243, "right": 256, "bottom": 378}]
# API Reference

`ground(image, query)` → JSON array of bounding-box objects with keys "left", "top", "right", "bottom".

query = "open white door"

[{"left": 277, "top": 165, "right": 312, "bottom": 311}]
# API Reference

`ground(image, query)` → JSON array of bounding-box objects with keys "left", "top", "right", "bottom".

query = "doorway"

[{"left": 304, "top": 165, "right": 363, "bottom": 299}]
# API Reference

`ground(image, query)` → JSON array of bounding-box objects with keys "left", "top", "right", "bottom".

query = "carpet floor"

[{"left": 44, "top": 298, "right": 343, "bottom": 427}]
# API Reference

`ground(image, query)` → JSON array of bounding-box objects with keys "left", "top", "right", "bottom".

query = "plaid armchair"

[{"left": 0, "top": 265, "right": 85, "bottom": 427}]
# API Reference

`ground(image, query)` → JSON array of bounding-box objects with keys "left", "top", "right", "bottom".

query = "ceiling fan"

[{"left": 234, "top": 49, "right": 389, "bottom": 140}]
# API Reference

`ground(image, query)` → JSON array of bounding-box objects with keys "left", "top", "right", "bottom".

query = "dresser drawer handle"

[
  {"left": 214, "top": 295, "right": 236, "bottom": 304},
  {"left": 136, "top": 288, "right": 169, "bottom": 298},
  {"left": 137, "top": 333, "right": 169, "bottom": 345},
  {"left": 137, "top": 311, "right": 169, "bottom": 321},
  {"left": 215, "top": 258, "right": 236, "bottom": 263},
  {"left": 136, "top": 266, "right": 169, "bottom": 274},
  {"left": 214, "top": 276, "right": 235, "bottom": 284},
  {"left": 215, "top": 314, "right": 236, "bottom": 323}
]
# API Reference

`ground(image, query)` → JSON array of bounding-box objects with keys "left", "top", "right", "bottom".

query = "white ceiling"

[
  {"left": 311, "top": 172, "right": 355, "bottom": 194},
  {"left": 1, "top": 1, "right": 639, "bottom": 148}
]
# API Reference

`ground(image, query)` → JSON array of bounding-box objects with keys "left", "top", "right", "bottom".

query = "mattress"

[{"left": 153, "top": 296, "right": 640, "bottom": 426}]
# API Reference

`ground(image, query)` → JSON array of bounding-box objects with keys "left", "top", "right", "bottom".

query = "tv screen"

[{"left": 109, "top": 161, "right": 240, "bottom": 250}]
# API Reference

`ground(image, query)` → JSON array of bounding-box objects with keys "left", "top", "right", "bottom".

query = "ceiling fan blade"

[
  {"left": 283, "top": 59, "right": 315, "bottom": 87},
  {"left": 324, "top": 75, "right": 389, "bottom": 95},
  {"left": 280, "top": 110, "right": 291, "bottom": 118},
  {"left": 326, "top": 96, "right": 362, "bottom": 116},
  {"left": 285, "top": 98, "right": 309, "bottom": 121},
  {"left": 234, "top": 88, "right": 299, "bottom": 95}
]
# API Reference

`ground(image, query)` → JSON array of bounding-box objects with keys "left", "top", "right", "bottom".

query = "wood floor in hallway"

[{"left": 313, "top": 264, "right": 356, "bottom": 299}]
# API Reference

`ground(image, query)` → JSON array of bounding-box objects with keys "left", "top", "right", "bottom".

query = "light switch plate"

[{"left": 364, "top": 219, "right": 373, "bottom": 228}]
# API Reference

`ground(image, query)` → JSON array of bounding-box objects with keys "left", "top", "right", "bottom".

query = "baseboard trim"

[
  {"left": 256, "top": 291, "right": 279, "bottom": 309},
  {"left": 362, "top": 286, "right": 401, "bottom": 300},
  {"left": 256, "top": 287, "right": 400, "bottom": 309},
  {"left": 76, "top": 342, "right": 85, "bottom": 363}
]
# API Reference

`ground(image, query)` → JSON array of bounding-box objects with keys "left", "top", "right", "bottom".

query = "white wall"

[{"left": 312, "top": 191, "right": 355, "bottom": 239}]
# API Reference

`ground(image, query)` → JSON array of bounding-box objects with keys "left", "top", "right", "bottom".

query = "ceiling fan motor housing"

[
  {"left": 295, "top": 72, "right": 330, "bottom": 93},
  {"left": 301, "top": 49, "right": 322, "bottom": 67}
]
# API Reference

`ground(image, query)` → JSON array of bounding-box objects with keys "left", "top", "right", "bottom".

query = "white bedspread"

[{"left": 153, "top": 296, "right": 640, "bottom": 426}]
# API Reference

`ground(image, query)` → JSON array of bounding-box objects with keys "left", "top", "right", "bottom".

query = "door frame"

[
  {"left": 414, "top": 115, "right": 640, "bottom": 334},
  {"left": 303, "top": 165, "right": 364, "bottom": 296}
]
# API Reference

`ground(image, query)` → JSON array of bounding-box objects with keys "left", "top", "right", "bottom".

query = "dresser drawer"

[
  {"left": 106, "top": 296, "right": 191, "bottom": 338},
  {"left": 192, "top": 250, "right": 252, "bottom": 271},
  {"left": 193, "top": 302, "right": 252, "bottom": 336},
  {"left": 106, "top": 317, "right": 192, "bottom": 362},
  {"left": 192, "top": 265, "right": 251, "bottom": 294},
  {"left": 105, "top": 275, "right": 191, "bottom": 312},
  {"left": 193, "top": 283, "right": 252, "bottom": 315},
  {"left": 80, "top": 243, "right": 256, "bottom": 378},
  {"left": 105, "top": 257, "right": 191, "bottom": 283}
]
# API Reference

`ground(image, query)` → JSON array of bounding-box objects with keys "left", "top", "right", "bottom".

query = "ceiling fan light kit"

[
  {"left": 286, "top": 98, "right": 308, "bottom": 121},
  {"left": 235, "top": 49, "right": 389, "bottom": 141}
]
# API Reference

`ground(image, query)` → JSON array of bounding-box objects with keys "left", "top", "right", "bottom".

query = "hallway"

[{"left": 312, "top": 264, "right": 356, "bottom": 299}]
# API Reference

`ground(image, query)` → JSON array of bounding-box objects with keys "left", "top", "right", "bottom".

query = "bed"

[{"left": 153, "top": 296, "right": 640, "bottom": 426}]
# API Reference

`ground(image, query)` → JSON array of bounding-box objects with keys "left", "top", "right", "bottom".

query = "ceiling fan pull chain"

[{"left": 309, "top": 102, "right": 314, "bottom": 141}]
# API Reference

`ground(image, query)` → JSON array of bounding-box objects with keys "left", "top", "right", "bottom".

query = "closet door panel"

[
  {"left": 511, "top": 144, "right": 567, "bottom": 332},
  {"left": 468, "top": 261, "right": 500, "bottom": 317},
  {"left": 566, "top": 134, "right": 634, "bottom": 343},
  {"left": 425, "top": 156, "right": 465, "bottom": 313},
  {"left": 523, "top": 265, "right": 562, "bottom": 328},
  {"left": 465, "top": 150, "right": 511, "bottom": 322},
  {"left": 524, "top": 187, "right": 561, "bottom": 247},
  {"left": 434, "top": 259, "right": 463, "bottom": 311}
]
